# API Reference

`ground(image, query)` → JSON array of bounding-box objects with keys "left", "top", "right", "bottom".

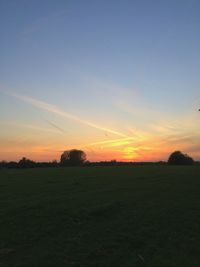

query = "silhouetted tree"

[
  {"left": 0, "top": 160, "right": 18, "bottom": 169},
  {"left": 60, "top": 149, "right": 86, "bottom": 166},
  {"left": 168, "top": 151, "right": 194, "bottom": 165},
  {"left": 18, "top": 157, "right": 35, "bottom": 168}
]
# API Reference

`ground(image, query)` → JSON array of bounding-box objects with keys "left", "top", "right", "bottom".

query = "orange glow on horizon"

[
  {"left": 0, "top": 130, "right": 199, "bottom": 162},
  {"left": 1, "top": 91, "right": 200, "bottom": 162}
]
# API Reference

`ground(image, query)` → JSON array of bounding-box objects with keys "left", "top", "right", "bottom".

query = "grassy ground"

[{"left": 0, "top": 166, "right": 200, "bottom": 267}]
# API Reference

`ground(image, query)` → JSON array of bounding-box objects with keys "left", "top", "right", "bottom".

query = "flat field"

[{"left": 0, "top": 166, "right": 200, "bottom": 267}]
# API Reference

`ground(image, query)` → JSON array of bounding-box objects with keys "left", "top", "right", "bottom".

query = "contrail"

[
  {"left": 45, "top": 119, "right": 65, "bottom": 133},
  {"left": 84, "top": 137, "right": 137, "bottom": 147},
  {"left": 4, "top": 91, "right": 128, "bottom": 138}
]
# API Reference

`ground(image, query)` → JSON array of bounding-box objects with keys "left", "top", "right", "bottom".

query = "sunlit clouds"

[
  {"left": 1, "top": 1, "right": 200, "bottom": 162},
  {"left": 0, "top": 86, "right": 200, "bottom": 162},
  {"left": 5, "top": 91, "right": 127, "bottom": 138}
]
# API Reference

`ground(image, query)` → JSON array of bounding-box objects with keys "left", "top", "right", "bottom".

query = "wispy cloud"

[
  {"left": 3, "top": 91, "right": 128, "bottom": 138},
  {"left": 83, "top": 137, "right": 137, "bottom": 148},
  {"left": 1, "top": 121, "right": 58, "bottom": 134}
]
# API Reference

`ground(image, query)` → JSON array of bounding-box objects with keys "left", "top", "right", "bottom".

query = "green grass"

[{"left": 0, "top": 166, "right": 200, "bottom": 267}]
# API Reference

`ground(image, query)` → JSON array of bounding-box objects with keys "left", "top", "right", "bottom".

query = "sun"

[{"left": 122, "top": 147, "right": 138, "bottom": 161}]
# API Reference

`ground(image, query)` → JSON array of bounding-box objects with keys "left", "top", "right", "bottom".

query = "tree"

[
  {"left": 18, "top": 157, "right": 36, "bottom": 168},
  {"left": 168, "top": 151, "right": 194, "bottom": 165},
  {"left": 60, "top": 149, "right": 86, "bottom": 166}
]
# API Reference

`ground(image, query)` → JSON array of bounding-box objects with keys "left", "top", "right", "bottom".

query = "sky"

[{"left": 0, "top": 0, "right": 200, "bottom": 162}]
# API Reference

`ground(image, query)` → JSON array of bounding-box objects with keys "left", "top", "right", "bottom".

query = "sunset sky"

[{"left": 1, "top": 0, "right": 200, "bottom": 162}]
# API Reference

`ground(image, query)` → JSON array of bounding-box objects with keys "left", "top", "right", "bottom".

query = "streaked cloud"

[
  {"left": 84, "top": 137, "right": 137, "bottom": 147},
  {"left": 1, "top": 122, "right": 59, "bottom": 134},
  {"left": 3, "top": 91, "right": 128, "bottom": 138}
]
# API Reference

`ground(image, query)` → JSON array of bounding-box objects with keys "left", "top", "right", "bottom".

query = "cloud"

[
  {"left": 3, "top": 91, "right": 128, "bottom": 138},
  {"left": 1, "top": 121, "right": 59, "bottom": 134},
  {"left": 84, "top": 137, "right": 137, "bottom": 147}
]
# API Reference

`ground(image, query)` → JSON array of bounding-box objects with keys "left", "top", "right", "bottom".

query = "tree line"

[{"left": 0, "top": 149, "right": 198, "bottom": 169}]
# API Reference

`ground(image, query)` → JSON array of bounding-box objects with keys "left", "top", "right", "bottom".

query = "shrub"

[{"left": 168, "top": 151, "right": 194, "bottom": 165}]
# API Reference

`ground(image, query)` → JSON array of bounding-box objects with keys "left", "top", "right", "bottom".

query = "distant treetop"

[
  {"left": 168, "top": 151, "right": 194, "bottom": 165},
  {"left": 60, "top": 149, "right": 86, "bottom": 166}
]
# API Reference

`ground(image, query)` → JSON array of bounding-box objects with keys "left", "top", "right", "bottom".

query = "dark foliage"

[
  {"left": 0, "top": 161, "right": 18, "bottom": 169},
  {"left": 168, "top": 151, "right": 194, "bottom": 165},
  {"left": 60, "top": 149, "right": 86, "bottom": 166},
  {"left": 0, "top": 151, "right": 196, "bottom": 169},
  {"left": 0, "top": 159, "right": 59, "bottom": 169},
  {"left": 85, "top": 161, "right": 167, "bottom": 166},
  {"left": 18, "top": 157, "right": 36, "bottom": 168}
]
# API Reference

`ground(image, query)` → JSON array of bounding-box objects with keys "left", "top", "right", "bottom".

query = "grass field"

[{"left": 1, "top": 166, "right": 200, "bottom": 267}]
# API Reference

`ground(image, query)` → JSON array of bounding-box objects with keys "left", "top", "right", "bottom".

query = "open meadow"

[{"left": 1, "top": 166, "right": 200, "bottom": 267}]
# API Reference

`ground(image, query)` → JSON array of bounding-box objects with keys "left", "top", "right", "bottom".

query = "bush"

[{"left": 168, "top": 151, "right": 194, "bottom": 165}]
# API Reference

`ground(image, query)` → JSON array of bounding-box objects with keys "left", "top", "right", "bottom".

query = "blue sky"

[{"left": 1, "top": 0, "right": 200, "bottom": 161}]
